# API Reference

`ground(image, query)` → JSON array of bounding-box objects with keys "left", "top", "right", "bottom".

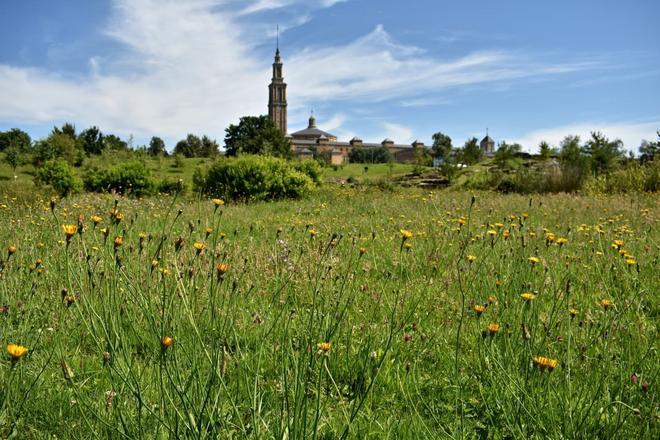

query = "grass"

[{"left": 0, "top": 185, "right": 657, "bottom": 438}]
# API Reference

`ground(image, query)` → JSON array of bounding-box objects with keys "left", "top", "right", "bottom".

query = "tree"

[
  {"left": 200, "top": 135, "right": 220, "bottom": 157},
  {"left": 3, "top": 147, "right": 21, "bottom": 175},
  {"left": 78, "top": 126, "right": 105, "bottom": 155},
  {"left": 33, "top": 132, "right": 81, "bottom": 166},
  {"left": 582, "top": 131, "right": 623, "bottom": 175},
  {"left": 639, "top": 131, "right": 659, "bottom": 163},
  {"left": 57, "top": 123, "right": 77, "bottom": 139},
  {"left": 462, "top": 137, "right": 483, "bottom": 165},
  {"left": 224, "top": 115, "right": 292, "bottom": 158},
  {"left": 494, "top": 141, "right": 521, "bottom": 168},
  {"left": 174, "top": 134, "right": 203, "bottom": 158},
  {"left": 103, "top": 134, "right": 129, "bottom": 151},
  {"left": 348, "top": 146, "right": 393, "bottom": 164},
  {"left": 0, "top": 128, "right": 31, "bottom": 152},
  {"left": 148, "top": 136, "right": 167, "bottom": 156},
  {"left": 431, "top": 131, "right": 453, "bottom": 160},
  {"left": 539, "top": 141, "right": 552, "bottom": 160}
]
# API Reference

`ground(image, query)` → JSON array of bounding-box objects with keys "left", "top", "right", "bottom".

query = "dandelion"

[
  {"left": 309, "top": 229, "right": 317, "bottom": 238},
  {"left": 7, "top": 343, "right": 28, "bottom": 361},
  {"left": 113, "top": 236, "right": 124, "bottom": 249},
  {"left": 625, "top": 258, "right": 637, "bottom": 266},
  {"left": 487, "top": 323, "right": 500, "bottom": 336},
  {"left": 557, "top": 237, "right": 568, "bottom": 246},
  {"left": 467, "top": 255, "right": 477, "bottom": 262},
  {"left": 502, "top": 230, "right": 510, "bottom": 239},
  {"left": 521, "top": 292, "right": 536, "bottom": 301},
  {"left": 403, "top": 242, "right": 412, "bottom": 251},
  {"left": 216, "top": 263, "right": 229, "bottom": 276},
  {"left": 487, "top": 229, "right": 497, "bottom": 237},
  {"left": 473, "top": 304, "right": 486, "bottom": 315},
  {"left": 161, "top": 336, "right": 174, "bottom": 351},
  {"left": 400, "top": 229, "right": 413, "bottom": 239},
  {"left": 488, "top": 295, "right": 497, "bottom": 304},
  {"left": 533, "top": 356, "right": 559, "bottom": 372},
  {"left": 569, "top": 308, "right": 578, "bottom": 318},
  {"left": 212, "top": 198, "right": 225, "bottom": 207},
  {"left": 528, "top": 256, "right": 540, "bottom": 265},
  {"left": 358, "top": 247, "right": 367, "bottom": 256},
  {"left": 7, "top": 245, "right": 17, "bottom": 256},
  {"left": 91, "top": 215, "right": 103, "bottom": 225},
  {"left": 205, "top": 227, "right": 213, "bottom": 238},
  {"left": 62, "top": 224, "right": 78, "bottom": 241},
  {"left": 600, "top": 298, "right": 613, "bottom": 309},
  {"left": 317, "top": 342, "right": 332, "bottom": 353},
  {"left": 193, "top": 241, "right": 206, "bottom": 254}
]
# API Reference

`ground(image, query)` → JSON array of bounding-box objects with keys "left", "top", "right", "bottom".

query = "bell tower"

[{"left": 268, "top": 33, "right": 287, "bottom": 134}]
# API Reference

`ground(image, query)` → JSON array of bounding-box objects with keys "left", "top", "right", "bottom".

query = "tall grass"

[{"left": 0, "top": 188, "right": 657, "bottom": 437}]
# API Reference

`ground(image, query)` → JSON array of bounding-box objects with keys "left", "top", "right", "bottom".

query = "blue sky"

[{"left": 1, "top": 0, "right": 658, "bottom": 152}]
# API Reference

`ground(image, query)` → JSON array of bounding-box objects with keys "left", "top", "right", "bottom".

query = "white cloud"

[
  {"left": 0, "top": 0, "right": 611, "bottom": 146},
  {"left": 511, "top": 119, "right": 660, "bottom": 153},
  {"left": 382, "top": 122, "right": 413, "bottom": 144},
  {"left": 285, "top": 25, "right": 601, "bottom": 106}
]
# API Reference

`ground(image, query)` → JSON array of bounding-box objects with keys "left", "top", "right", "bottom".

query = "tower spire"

[{"left": 268, "top": 30, "right": 287, "bottom": 134}]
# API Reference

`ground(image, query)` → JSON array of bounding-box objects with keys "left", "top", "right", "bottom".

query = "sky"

[{"left": 0, "top": 0, "right": 659, "bottom": 152}]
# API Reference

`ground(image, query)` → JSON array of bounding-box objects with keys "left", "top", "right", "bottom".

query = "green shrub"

[
  {"left": 583, "top": 161, "right": 660, "bottom": 194},
  {"left": 158, "top": 178, "right": 187, "bottom": 195},
  {"left": 84, "top": 161, "right": 156, "bottom": 197},
  {"left": 34, "top": 159, "right": 82, "bottom": 197},
  {"left": 194, "top": 155, "right": 317, "bottom": 201},
  {"left": 292, "top": 160, "right": 322, "bottom": 185}
]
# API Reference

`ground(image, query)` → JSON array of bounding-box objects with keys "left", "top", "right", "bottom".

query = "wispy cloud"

[
  {"left": 285, "top": 25, "right": 603, "bottom": 106},
  {"left": 382, "top": 122, "right": 414, "bottom": 144},
  {"left": 511, "top": 119, "right": 660, "bottom": 152}
]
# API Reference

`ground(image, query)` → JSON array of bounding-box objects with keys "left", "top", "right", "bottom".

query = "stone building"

[
  {"left": 480, "top": 134, "right": 495, "bottom": 156},
  {"left": 267, "top": 47, "right": 423, "bottom": 164}
]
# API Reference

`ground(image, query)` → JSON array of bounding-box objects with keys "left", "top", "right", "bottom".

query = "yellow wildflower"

[
  {"left": 521, "top": 292, "right": 536, "bottom": 301},
  {"left": 473, "top": 304, "right": 486, "bottom": 315},
  {"left": 7, "top": 343, "right": 28, "bottom": 361},
  {"left": 161, "top": 336, "right": 174, "bottom": 350},
  {"left": 533, "top": 356, "right": 559, "bottom": 371},
  {"left": 487, "top": 323, "right": 500, "bottom": 336}
]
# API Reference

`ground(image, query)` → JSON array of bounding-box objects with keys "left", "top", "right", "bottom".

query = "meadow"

[{"left": 0, "top": 186, "right": 657, "bottom": 438}]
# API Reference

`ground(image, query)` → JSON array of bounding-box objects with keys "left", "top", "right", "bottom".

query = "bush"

[
  {"left": 84, "top": 161, "right": 156, "bottom": 197},
  {"left": 292, "top": 160, "right": 322, "bottom": 185},
  {"left": 34, "top": 159, "right": 82, "bottom": 197},
  {"left": 348, "top": 147, "right": 393, "bottom": 164},
  {"left": 583, "top": 161, "right": 660, "bottom": 194},
  {"left": 158, "top": 178, "right": 187, "bottom": 195},
  {"left": 194, "top": 155, "right": 317, "bottom": 201}
]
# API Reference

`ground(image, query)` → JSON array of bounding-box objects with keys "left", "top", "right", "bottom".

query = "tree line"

[{"left": 0, "top": 124, "right": 225, "bottom": 173}]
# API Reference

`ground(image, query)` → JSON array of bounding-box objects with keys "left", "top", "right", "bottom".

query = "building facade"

[{"left": 267, "top": 48, "right": 423, "bottom": 164}]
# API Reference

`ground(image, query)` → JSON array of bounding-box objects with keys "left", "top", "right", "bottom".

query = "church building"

[{"left": 267, "top": 47, "right": 424, "bottom": 164}]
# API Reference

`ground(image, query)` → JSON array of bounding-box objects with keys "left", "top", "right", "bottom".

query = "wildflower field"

[{"left": 0, "top": 187, "right": 657, "bottom": 438}]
